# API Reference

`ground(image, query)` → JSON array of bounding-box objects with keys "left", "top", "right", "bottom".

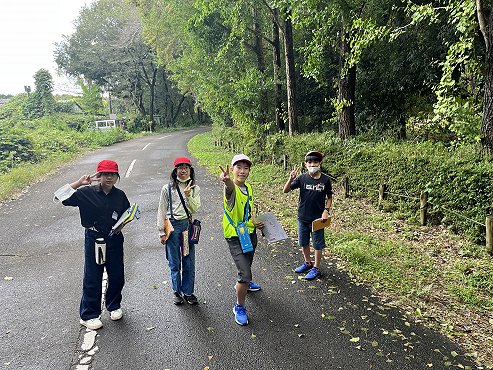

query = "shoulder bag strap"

[
  {"left": 168, "top": 183, "right": 174, "bottom": 219},
  {"left": 243, "top": 184, "right": 250, "bottom": 223},
  {"left": 176, "top": 182, "right": 192, "bottom": 220},
  {"left": 223, "top": 184, "right": 250, "bottom": 227}
]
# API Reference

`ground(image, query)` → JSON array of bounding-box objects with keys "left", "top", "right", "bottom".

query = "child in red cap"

[
  {"left": 54, "top": 160, "right": 130, "bottom": 330},
  {"left": 157, "top": 157, "right": 201, "bottom": 305}
]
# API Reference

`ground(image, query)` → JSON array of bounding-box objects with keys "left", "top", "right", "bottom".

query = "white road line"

[
  {"left": 76, "top": 270, "right": 108, "bottom": 368},
  {"left": 142, "top": 143, "right": 151, "bottom": 150},
  {"left": 159, "top": 135, "right": 171, "bottom": 139},
  {"left": 125, "top": 159, "right": 136, "bottom": 178}
]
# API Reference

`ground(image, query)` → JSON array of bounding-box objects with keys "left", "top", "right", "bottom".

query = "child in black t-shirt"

[{"left": 283, "top": 151, "right": 333, "bottom": 280}]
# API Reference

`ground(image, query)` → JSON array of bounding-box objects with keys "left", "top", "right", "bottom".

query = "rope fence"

[
  {"left": 213, "top": 146, "right": 493, "bottom": 255},
  {"left": 340, "top": 176, "right": 493, "bottom": 255}
]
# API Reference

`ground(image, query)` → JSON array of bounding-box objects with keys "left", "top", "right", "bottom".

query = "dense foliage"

[
  {"left": 0, "top": 93, "right": 130, "bottom": 175},
  {"left": 54, "top": 0, "right": 207, "bottom": 130},
  {"left": 130, "top": 0, "right": 489, "bottom": 146},
  {"left": 259, "top": 132, "right": 493, "bottom": 243}
]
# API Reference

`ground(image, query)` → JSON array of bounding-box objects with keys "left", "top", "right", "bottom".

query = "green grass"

[
  {"left": 189, "top": 131, "right": 493, "bottom": 367},
  {"left": 0, "top": 152, "right": 80, "bottom": 202}
]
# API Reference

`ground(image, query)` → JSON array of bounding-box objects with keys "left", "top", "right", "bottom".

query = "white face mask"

[{"left": 307, "top": 166, "right": 320, "bottom": 174}]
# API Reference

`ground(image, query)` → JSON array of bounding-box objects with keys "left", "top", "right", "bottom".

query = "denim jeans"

[
  {"left": 80, "top": 229, "right": 125, "bottom": 320},
  {"left": 166, "top": 218, "right": 195, "bottom": 296},
  {"left": 297, "top": 219, "right": 326, "bottom": 250}
]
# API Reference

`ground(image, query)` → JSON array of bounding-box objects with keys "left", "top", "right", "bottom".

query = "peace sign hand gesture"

[
  {"left": 71, "top": 173, "right": 99, "bottom": 190},
  {"left": 289, "top": 165, "right": 299, "bottom": 180},
  {"left": 183, "top": 180, "right": 196, "bottom": 198},
  {"left": 219, "top": 165, "right": 230, "bottom": 183}
]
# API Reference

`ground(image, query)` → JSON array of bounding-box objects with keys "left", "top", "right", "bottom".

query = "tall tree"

[
  {"left": 55, "top": 0, "right": 162, "bottom": 129},
  {"left": 23, "top": 69, "right": 56, "bottom": 119},
  {"left": 283, "top": 12, "right": 298, "bottom": 135},
  {"left": 477, "top": 0, "right": 493, "bottom": 152}
]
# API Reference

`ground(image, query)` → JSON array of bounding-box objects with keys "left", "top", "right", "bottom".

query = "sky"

[{"left": 0, "top": 0, "right": 93, "bottom": 96}]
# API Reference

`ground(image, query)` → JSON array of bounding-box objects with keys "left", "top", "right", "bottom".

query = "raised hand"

[
  {"left": 79, "top": 173, "right": 99, "bottom": 186},
  {"left": 184, "top": 180, "right": 196, "bottom": 197},
  {"left": 289, "top": 165, "right": 299, "bottom": 180},
  {"left": 219, "top": 165, "right": 230, "bottom": 183}
]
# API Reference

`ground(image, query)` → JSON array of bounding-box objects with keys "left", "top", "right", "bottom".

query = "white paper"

[{"left": 256, "top": 212, "right": 289, "bottom": 243}]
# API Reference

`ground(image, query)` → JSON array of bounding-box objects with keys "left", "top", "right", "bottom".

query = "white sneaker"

[
  {"left": 80, "top": 318, "right": 103, "bottom": 330},
  {"left": 110, "top": 308, "right": 123, "bottom": 321}
]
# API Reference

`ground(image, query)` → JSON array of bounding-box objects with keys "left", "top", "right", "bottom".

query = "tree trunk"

[
  {"left": 171, "top": 94, "right": 187, "bottom": 125},
  {"left": 338, "top": 25, "right": 356, "bottom": 140},
  {"left": 283, "top": 14, "right": 298, "bottom": 135},
  {"left": 251, "top": 3, "right": 269, "bottom": 127},
  {"left": 273, "top": 9, "right": 284, "bottom": 131},
  {"left": 162, "top": 69, "right": 171, "bottom": 127},
  {"left": 477, "top": 0, "right": 493, "bottom": 153},
  {"left": 149, "top": 68, "right": 158, "bottom": 131}
]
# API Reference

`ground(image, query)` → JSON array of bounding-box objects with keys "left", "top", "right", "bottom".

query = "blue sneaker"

[
  {"left": 248, "top": 281, "right": 261, "bottom": 292},
  {"left": 233, "top": 304, "right": 248, "bottom": 326},
  {"left": 295, "top": 261, "right": 313, "bottom": 273},
  {"left": 304, "top": 267, "right": 320, "bottom": 280}
]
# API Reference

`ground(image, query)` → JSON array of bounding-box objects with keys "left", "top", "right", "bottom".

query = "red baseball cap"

[
  {"left": 96, "top": 160, "right": 119, "bottom": 173},
  {"left": 174, "top": 157, "right": 192, "bottom": 167}
]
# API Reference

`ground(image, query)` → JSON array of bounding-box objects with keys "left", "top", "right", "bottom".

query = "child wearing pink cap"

[{"left": 157, "top": 157, "right": 201, "bottom": 305}]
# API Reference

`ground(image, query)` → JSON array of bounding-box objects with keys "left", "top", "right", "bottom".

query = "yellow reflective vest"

[{"left": 222, "top": 183, "right": 255, "bottom": 238}]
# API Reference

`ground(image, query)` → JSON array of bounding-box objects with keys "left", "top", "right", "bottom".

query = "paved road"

[{"left": 0, "top": 128, "right": 480, "bottom": 370}]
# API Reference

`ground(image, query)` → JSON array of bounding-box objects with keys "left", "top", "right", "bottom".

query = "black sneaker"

[
  {"left": 173, "top": 292, "right": 184, "bottom": 305},
  {"left": 184, "top": 294, "right": 198, "bottom": 305}
]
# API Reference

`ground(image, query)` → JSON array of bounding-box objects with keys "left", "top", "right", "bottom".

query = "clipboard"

[
  {"left": 109, "top": 203, "right": 141, "bottom": 236},
  {"left": 256, "top": 212, "right": 289, "bottom": 243},
  {"left": 311, "top": 217, "right": 331, "bottom": 232}
]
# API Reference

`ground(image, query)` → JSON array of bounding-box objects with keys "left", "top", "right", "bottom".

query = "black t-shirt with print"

[{"left": 290, "top": 172, "right": 332, "bottom": 223}]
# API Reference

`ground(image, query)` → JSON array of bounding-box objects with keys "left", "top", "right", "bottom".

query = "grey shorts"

[{"left": 226, "top": 231, "right": 258, "bottom": 283}]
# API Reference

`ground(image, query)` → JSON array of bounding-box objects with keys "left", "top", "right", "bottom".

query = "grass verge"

[{"left": 189, "top": 131, "right": 493, "bottom": 369}]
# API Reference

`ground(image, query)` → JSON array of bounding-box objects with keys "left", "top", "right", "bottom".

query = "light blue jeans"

[{"left": 166, "top": 218, "right": 195, "bottom": 296}]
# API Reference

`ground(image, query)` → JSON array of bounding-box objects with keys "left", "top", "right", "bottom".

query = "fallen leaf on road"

[
  {"left": 4, "top": 277, "right": 13, "bottom": 281},
  {"left": 350, "top": 337, "right": 360, "bottom": 342},
  {"left": 207, "top": 355, "right": 213, "bottom": 361},
  {"left": 146, "top": 327, "right": 155, "bottom": 331},
  {"left": 251, "top": 333, "right": 257, "bottom": 339},
  {"left": 207, "top": 327, "right": 214, "bottom": 333},
  {"left": 298, "top": 334, "right": 305, "bottom": 338}
]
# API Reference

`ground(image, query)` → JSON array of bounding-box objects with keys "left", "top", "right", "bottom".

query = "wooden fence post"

[
  {"left": 378, "top": 184, "right": 387, "bottom": 208},
  {"left": 342, "top": 176, "right": 350, "bottom": 198},
  {"left": 486, "top": 216, "right": 493, "bottom": 255},
  {"left": 283, "top": 154, "right": 288, "bottom": 170},
  {"left": 420, "top": 191, "right": 428, "bottom": 226}
]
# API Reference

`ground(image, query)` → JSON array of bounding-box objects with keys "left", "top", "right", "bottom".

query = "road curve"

[{"left": 0, "top": 128, "right": 479, "bottom": 370}]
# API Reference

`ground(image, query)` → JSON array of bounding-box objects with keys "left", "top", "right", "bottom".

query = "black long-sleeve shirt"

[{"left": 62, "top": 184, "right": 130, "bottom": 234}]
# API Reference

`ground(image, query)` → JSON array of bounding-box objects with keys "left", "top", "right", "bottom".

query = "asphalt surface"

[{"left": 0, "top": 128, "right": 480, "bottom": 370}]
